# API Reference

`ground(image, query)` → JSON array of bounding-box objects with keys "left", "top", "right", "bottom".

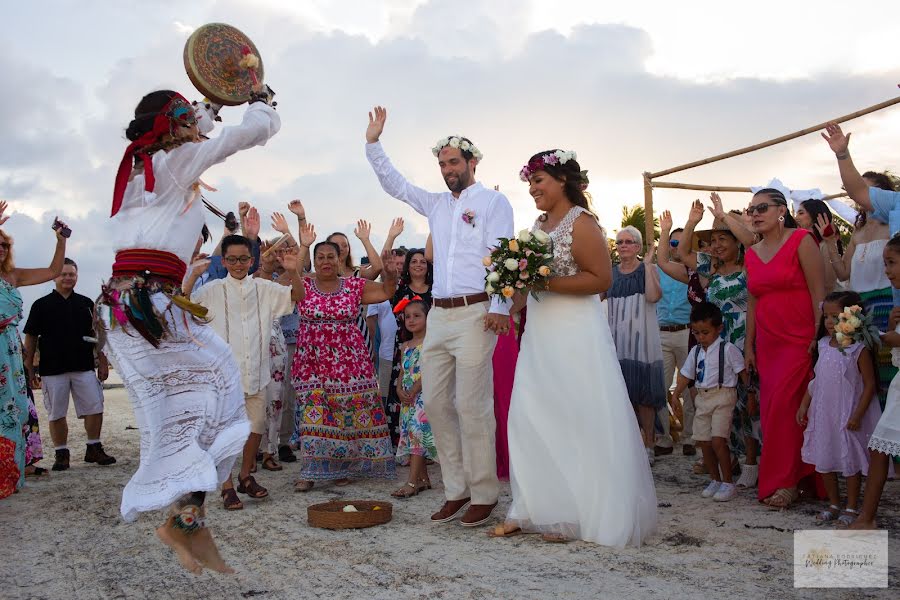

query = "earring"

[{"left": 778, "top": 216, "right": 785, "bottom": 222}]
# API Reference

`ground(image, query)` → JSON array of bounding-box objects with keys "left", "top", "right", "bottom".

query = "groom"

[{"left": 365, "top": 106, "right": 513, "bottom": 527}]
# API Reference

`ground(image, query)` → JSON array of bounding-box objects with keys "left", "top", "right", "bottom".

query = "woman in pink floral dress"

[{"left": 292, "top": 240, "right": 400, "bottom": 490}]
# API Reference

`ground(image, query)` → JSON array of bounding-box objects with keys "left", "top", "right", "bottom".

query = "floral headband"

[
  {"left": 432, "top": 136, "right": 483, "bottom": 163},
  {"left": 519, "top": 150, "right": 578, "bottom": 182}
]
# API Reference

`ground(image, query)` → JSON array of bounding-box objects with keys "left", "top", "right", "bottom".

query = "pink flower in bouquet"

[
  {"left": 482, "top": 256, "right": 492, "bottom": 267},
  {"left": 518, "top": 258, "right": 528, "bottom": 271},
  {"left": 519, "top": 271, "right": 530, "bottom": 280},
  {"left": 515, "top": 281, "right": 526, "bottom": 289},
  {"left": 525, "top": 249, "right": 534, "bottom": 256}
]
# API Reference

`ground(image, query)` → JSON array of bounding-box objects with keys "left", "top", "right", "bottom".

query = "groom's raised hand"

[{"left": 366, "top": 106, "right": 388, "bottom": 143}]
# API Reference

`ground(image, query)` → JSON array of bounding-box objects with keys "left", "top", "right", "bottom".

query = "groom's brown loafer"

[
  {"left": 460, "top": 502, "right": 498, "bottom": 527},
  {"left": 431, "top": 498, "right": 471, "bottom": 523}
]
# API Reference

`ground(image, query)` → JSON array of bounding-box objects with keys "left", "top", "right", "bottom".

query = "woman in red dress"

[{"left": 745, "top": 188, "right": 824, "bottom": 508}]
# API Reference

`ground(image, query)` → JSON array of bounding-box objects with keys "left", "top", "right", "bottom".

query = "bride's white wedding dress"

[{"left": 505, "top": 205, "right": 658, "bottom": 547}]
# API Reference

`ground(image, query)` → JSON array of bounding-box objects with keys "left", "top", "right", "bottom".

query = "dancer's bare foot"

[
  {"left": 848, "top": 518, "right": 878, "bottom": 530},
  {"left": 156, "top": 518, "right": 202, "bottom": 575},
  {"left": 189, "top": 527, "right": 234, "bottom": 574}
]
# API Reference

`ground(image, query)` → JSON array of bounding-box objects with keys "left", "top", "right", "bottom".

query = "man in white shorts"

[{"left": 23, "top": 258, "right": 115, "bottom": 471}]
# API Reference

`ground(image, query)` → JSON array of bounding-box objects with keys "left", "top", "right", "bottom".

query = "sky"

[{"left": 2, "top": 0, "right": 899, "bottom": 320}]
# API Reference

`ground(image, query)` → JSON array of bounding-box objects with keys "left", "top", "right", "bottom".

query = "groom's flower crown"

[
  {"left": 432, "top": 135, "right": 483, "bottom": 164},
  {"left": 519, "top": 150, "right": 578, "bottom": 182}
]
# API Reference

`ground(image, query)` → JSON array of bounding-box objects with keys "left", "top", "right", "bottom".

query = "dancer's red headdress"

[{"left": 111, "top": 93, "right": 197, "bottom": 217}]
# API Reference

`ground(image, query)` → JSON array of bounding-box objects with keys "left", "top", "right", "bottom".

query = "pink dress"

[
  {"left": 291, "top": 277, "right": 395, "bottom": 480},
  {"left": 801, "top": 339, "right": 883, "bottom": 476},
  {"left": 746, "top": 229, "right": 817, "bottom": 500},
  {"left": 492, "top": 315, "right": 520, "bottom": 480}
]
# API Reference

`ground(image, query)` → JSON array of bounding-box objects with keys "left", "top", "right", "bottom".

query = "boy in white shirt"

[{"left": 672, "top": 302, "right": 746, "bottom": 502}]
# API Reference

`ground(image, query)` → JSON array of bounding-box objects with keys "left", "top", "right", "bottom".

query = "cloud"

[{"left": 2, "top": 0, "right": 899, "bottom": 325}]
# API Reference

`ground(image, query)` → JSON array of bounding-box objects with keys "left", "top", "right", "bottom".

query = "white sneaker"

[
  {"left": 701, "top": 480, "right": 721, "bottom": 498},
  {"left": 736, "top": 464, "right": 758, "bottom": 488},
  {"left": 713, "top": 482, "right": 737, "bottom": 502},
  {"left": 646, "top": 447, "right": 655, "bottom": 466}
]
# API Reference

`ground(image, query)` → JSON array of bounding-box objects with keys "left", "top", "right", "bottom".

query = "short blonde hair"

[
  {"left": 0, "top": 230, "right": 14, "bottom": 274},
  {"left": 617, "top": 225, "right": 643, "bottom": 249}
]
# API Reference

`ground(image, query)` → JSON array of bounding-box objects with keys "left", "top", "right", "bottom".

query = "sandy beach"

[{"left": 2, "top": 383, "right": 897, "bottom": 600}]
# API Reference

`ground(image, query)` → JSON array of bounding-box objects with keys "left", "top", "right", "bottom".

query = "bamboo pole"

[
  {"left": 642, "top": 172, "right": 654, "bottom": 245},
  {"left": 649, "top": 181, "right": 849, "bottom": 201},
  {"left": 649, "top": 95, "right": 900, "bottom": 180}
]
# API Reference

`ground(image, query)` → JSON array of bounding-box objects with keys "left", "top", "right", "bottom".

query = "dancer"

[
  {"left": 797, "top": 291, "right": 883, "bottom": 526},
  {"left": 491, "top": 150, "right": 657, "bottom": 546},
  {"left": 365, "top": 107, "right": 513, "bottom": 527},
  {"left": 98, "top": 88, "right": 279, "bottom": 573}
]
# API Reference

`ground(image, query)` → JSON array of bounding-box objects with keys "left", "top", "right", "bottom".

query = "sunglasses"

[
  {"left": 746, "top": 202, "right": 784, "bottom": 216},
  {"left": 615, "top": 240, "right": 639, "bottom": 246},
  {"left": 0, "top": 242, "right": 10, "bottom": 250},
  {"left": 223, "top": 255, "right": 253, "bottom": 265},
  {"left": 669, "top": 239, "right": 680, "bottom": 248}
]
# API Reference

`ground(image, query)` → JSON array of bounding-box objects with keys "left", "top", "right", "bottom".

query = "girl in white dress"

[
  {"left": 99, "top": 89, "right": 279, "bottom": 573},
  {"left": 490, "top": 150, "right": 658, "bottom": 546}
]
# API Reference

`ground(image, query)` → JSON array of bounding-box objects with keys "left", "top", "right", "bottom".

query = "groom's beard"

[{"left": 445, "top": 168, "right": 472, "bottom": 194}]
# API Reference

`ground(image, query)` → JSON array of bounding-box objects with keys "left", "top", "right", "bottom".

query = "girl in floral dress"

[
  {"left": 391, "top": 298, "right": 437, "bottom": 498},
  {"left": 292, "top": 241, "right": 399, "bottom": 491}
]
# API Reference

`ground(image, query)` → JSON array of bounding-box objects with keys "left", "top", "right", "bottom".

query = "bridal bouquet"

[
  {"left": 483, "top": 228, "right": 553, "bottom": 301},
  {"left": 834, "top": 304, "right": 880, "bottom": 354}
]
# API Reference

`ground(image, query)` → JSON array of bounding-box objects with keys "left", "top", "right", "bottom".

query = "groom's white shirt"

[{"left": 366, "top": 141, "right": 514, "bottom": 315}]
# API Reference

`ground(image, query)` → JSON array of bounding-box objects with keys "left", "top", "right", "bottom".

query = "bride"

[{"left": 489, "top": 150, "right": 658, "bottom": 546}]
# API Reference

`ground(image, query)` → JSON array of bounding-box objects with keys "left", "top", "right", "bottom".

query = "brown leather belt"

[
  {"left": 432, "top": 292, "right": 490, "bottom": 309},
  {"left": 659, "top": 324, "right": 689, "bottom": 332}
]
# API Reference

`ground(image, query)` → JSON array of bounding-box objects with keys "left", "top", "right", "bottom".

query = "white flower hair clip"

[
  {"left": 432, "top": 136, "right": 483, "bottom": 163},
  {"left": 519, "top": 150, "right": 578, "bottom": 182}
]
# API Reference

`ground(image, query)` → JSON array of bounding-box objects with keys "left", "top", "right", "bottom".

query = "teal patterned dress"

[
  {"left": 0, "top": 278, "right": 28, "bottom": 499},
  {"left": 395, "top": 342, "right": 437, "bottom": 461}
]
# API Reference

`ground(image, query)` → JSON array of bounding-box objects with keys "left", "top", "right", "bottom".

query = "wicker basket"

[{"left": 307, "top": 500, "right": 393, "bottom": 530}]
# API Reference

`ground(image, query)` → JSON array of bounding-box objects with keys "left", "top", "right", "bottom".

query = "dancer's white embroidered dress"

[
  {"left": 506, "top": 205, "right": 658, "bottom": 547},
  {"left": 101, "top": 103, "right": 280, "bottom": 522}
]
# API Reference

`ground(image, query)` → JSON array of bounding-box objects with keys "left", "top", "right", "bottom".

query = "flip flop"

[{"left": 487, "top": 525, "right": 525, "bottom": 538}]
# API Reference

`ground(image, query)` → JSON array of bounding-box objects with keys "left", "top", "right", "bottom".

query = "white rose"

[
  {"left": 485, "top": 283, "right": 495, "bottom": 294},
  {"left": 437, "top": 137, "right": 449, "bottom": 148},
  {"left": 460, "top": 140, "right": 471, "bottom": 151},
  {"left": 449, "top": 137, "right": 460, "bottom": 148},
  {"left": 533, "top": 229, "right": 551, "bottom": 243},
  {"left": 835, "top": 331, "right": 844, "bottom": 342},
  {"left": 504, "top": 258, "right": 519, "bottom": 271},
  {"left": 847, "top": 316, "right": 861, "bottom": 329},
  {"left": 518, "top": 229, "right": 533, "bottom": 243},
  {"left": 486, "top": 271, "right": 500, "bottom": 282}
]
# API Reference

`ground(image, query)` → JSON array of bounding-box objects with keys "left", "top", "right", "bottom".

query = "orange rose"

[
  {"left": 508, "top": 239, "right": 520, "bottom": 252},
  {"left": 502, "top": 286, "right": 515, "bottom": 298}
]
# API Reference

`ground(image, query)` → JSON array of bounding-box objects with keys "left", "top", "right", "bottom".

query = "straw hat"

[{"left": 691, "top": 216, "right": 737, "bottom": 252}]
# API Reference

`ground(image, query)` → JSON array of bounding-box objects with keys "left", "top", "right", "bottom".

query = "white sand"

[{"left": 2, "top": 385, "right": 897, "bottom": 600}]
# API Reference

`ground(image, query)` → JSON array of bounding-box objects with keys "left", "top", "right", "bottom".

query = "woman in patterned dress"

[
  {"left": 0, "top": 205, "right": 67, "bottom": 499},
  {"left": 292, "top": 241, "right": 400, "bottom": 490}
]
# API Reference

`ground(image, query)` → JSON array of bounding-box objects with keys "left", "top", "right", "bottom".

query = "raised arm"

[
  {"left": 816, "top": 213, "right": 852, "bottom": 281},
  {"left": 643, "top": 243, "right": 662, "bottom": 303},
  {"left": 381, "top": 218, "right": 404, "bottom": 256},
  {"left": 361, "top": 250, "right": 399, "bottom": 304},
  {"left": 657, "top": 210, "right": 689, "bottom": 283},
  {"left": 677, "top": 200, "right": 705, "bottom": 270},
  {"left": 288, "top": 200, "right": 312, "bottom": 272},
  {"left": 364, "top": 106, "right": 441, "bottom": 215},
  {"left": 14, "top": 226, "right": 67, "bottom": 288},
  {"left": 167, "top": 103, "right": 280, "bottom": 191},
  {"left": 355, "top": 220, "right": 383, "bottom": 280},
  {"left": 822, "top": 122, "right": 870, "bottom": 211},
  {"left": 707, "top": 192, "right": 756, "bottom": 248}
]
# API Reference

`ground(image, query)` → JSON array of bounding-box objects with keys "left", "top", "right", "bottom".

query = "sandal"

[
  {"left": 294, "top": 480, "right": 314, "bottom": 492},
  {"left": 221, "top": 488, "right": 243, "bottom": 510},
  {"left": 815, "top": 504, "right": 841, "bottom": 523},
  {"left": 541, "top": 533, "right": 572, "bottom": 544},
  {"left": 416, "top": 478, "right": 432, "bottom": 491},
  {"left": 261, "top": 455, "right": 283, "bottom": 472},
  {"left": 237, "top": 475, "right": 269, "bottom": 499},
  {"left": 391, "top": 482, "right": 420, "bottom": 499},
  {"left": 25, "top": 466, "right": 49, "bottom": 478},
  {"left": 334, "top": 478, "right": 352, "bottom": 487},
  {"left": 837, "top": 508, "right": 860, "bottom": 527},
  {"left": 763, "top": 487, "right": 798, "bottom": 510},
  {"left": 488, "top": 524, "right": 525, "bottom": 538}
]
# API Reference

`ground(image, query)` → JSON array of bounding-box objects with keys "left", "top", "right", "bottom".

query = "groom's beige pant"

[{"left": 422, "top": 302, "right": 500, "bottom": 505}]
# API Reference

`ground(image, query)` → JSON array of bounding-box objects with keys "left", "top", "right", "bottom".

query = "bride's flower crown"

[
  {"left": 519, "top": 150, "right": 578, "bottom": 182},
  {"left": 432, "top": 136, "right": 483, "bottom": 163}
]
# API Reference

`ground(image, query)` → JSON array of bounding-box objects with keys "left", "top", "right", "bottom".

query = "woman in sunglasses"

[{"left": 744, "top": 188, "right": 825, "bottom": 509}]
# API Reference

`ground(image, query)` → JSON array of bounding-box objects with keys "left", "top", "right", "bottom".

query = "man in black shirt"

[{"left": 23, "top": 258, "right": 115, "bottom": 470}]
